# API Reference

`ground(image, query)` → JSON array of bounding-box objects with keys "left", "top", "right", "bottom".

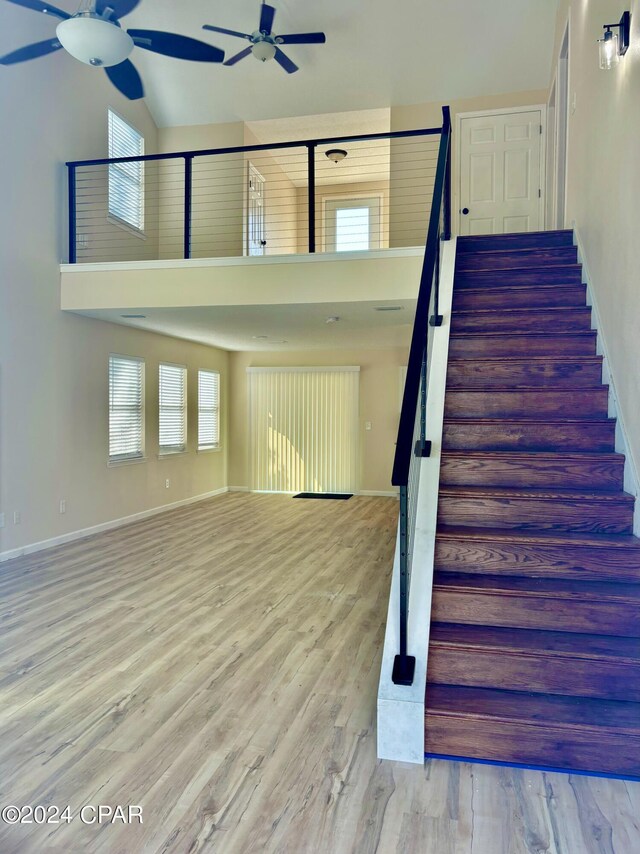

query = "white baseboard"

[
  {"left": 228, "top": 486, "right": 250, "bottom": 493},
  {"left": 573, "top": 223, "right": 640, "bottom": 535},
  {"left": 0, "top": 486, "right": 230, "bottom": 564},
  {"left": 358, "top": 490, "right": 399, "bottom": 498}
]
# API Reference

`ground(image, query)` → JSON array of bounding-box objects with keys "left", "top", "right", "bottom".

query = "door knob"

[{"left": 461, "top": 207, "right": 470, "bottom": 215}]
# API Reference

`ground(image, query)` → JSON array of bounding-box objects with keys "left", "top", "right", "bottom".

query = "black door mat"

[{"left": 293, "top": 492, "right": 353, "bottom": 500}]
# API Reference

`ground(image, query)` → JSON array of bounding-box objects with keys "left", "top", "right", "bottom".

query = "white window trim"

[
  {"left": 108, "top": 108, "right": 146, "bottom": 236},
  {"left": 322, "top": 194, "right": 383, "bottom": 253},
  {"left": 108, "top": 353, "right": 145, "bottom": 464},
  {"left": 158, "top": 361, "right": 188, "bottom": 456},
  {"left": 198, "top": 369, "right": 221, "bottom": 451}
]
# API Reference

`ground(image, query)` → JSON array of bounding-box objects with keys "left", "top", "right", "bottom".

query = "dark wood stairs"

[{"left": 425, "top": 229, "right": 640, "bottom": 778}]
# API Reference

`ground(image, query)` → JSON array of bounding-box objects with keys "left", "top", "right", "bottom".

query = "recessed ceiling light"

[
  {"left": 325, "top": 316, "right": 340, "bottom": 324},
  {"left": 121, "top": 314, "right": 146, "bottom": 318},
  {"left": 252, "top": 335, "right": 269, "bottom": 340},
  {"left": 373, "top": 306, "right": 403, "bottom": 312}
]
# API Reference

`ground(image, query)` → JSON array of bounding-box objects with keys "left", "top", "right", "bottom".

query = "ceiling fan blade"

[
  {"left": 274, "top": 47, "right": 298, "bottom": 74},
  {"left": 259, "top": 3, "right": 276, "bottom": 34},
  {"left": 96, "top": 0, "right": 141, "bottom": 18},
  {"left": 202, "top": 24, "right": 252, "bottom": 41},
  {"left": 277, "top": 33, "right": 326, "bottom": 45},
  {"left": 0, "top": 38, "right": 62, "bottom": 65},
  {"left": 4, "top": 0, "right": 69, "bottom": 19},
  {"left": 105, "top": 59, "right": 144, "bottom": 100},
  {"left": 128, "top": 30, "right": 225, "bottom": 62},
  {"left": 224, "top": 46, "right": 253, "bottom": 67}
]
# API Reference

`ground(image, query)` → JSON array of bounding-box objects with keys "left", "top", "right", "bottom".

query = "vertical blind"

[
  {"left": 108, "top": 109, "right": 144, "bottom": 230},
  {"left": 159, "top": 363, "right": 187, "bottom": 453},
  {"left": 248, "top": 367, "right": 359, "bottom": 494},
  {"left": 198, "top": 370, "right": 220, "bottom": 449},
  {"left": 109, "top": 354, "right": 144, "bottom": 460}
]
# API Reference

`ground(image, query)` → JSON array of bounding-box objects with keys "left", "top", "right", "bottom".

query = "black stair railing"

[{"left": 391, "top": 105, "right": 452, "bottom": 686}]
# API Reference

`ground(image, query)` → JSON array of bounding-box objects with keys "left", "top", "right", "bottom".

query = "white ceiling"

[
  {"left": 117, "top": 0, "right": 556, "bottom": 127},
  {"left": 76, "top": 300, "right": 416, "bottom": 351}
]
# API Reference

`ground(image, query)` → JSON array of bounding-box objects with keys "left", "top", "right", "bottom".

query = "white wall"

[
  {"left": 0, "top": 4, "right": 228, "bottom": 554},
  {"left": 551, "top": 0, "right": 640, "bottom": 481}
]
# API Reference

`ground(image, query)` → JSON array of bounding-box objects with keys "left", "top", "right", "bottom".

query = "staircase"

[{"left": 425, "top": 230, "right": 640, "bottom": 778}]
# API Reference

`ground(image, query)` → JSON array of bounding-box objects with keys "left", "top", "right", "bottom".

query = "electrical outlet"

[
  {"left": 13, "top": 511, "right": 21, "bottom": 525},
  {"left": 59, "top": 499, "right": 66, "bottom": 515},
  {"left": 165, "top": 479, "right": 170, "bottom": 489},
  {"left": 365, "top": 421, "right": 372, "bottom": 431},
  {"left": 0, "top": 513, "right": 4, "bottom": 529}
]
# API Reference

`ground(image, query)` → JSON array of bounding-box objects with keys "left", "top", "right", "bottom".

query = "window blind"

[
  {"left": 109, "top": 355, "right": 144, "bottom": 461},
  {"left": 198, "top": 370, "right": 220, "bottom": 449},
  {"left": 159, "top": 363, "right": 187, "bottom": 453},
  {"left": 108, "top": 109, "right": 144, "bottom": 230}
]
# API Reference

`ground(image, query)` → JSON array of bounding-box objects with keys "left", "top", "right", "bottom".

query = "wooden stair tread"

[
  {"left": 425, "top": 684, "right": 640, "bottom": 732},
  {"left": 429, "top": 623, "right": 640, "bottom": 663},
  {"left": 439, "top": 484, "right": 634, "bottom": 503},
  {"left": 447, "top": 356, "right": 602, "bottom": 365},
  {"left": 433, "top": 572, "right": 640, "bottom": 602},
  {"left": 441, "top": 450, "right": 623, "bottom": 462},
  {"left": 453, "top": 305, "right": 589, "bottom": 316},
  {"left": 435, "top": 525, "right": 640, "bottom": 550},
  {"left": 444, "top": 416, "right": 615, "bottom": 424}
]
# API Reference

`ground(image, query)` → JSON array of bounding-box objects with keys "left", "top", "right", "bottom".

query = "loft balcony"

[{"left": 60, "top": 126, "right": 443, "bottom": 317}]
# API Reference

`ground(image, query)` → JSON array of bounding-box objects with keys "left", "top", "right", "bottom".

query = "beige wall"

[
  {"left": 0, "top": 5, "right": 228, "bottom": 554},
  {"left": 548, "top": 0, "right": 640, "bottom": 479},
  {"left": 228, "top": 349, "right": 408, "bottom": 494}
]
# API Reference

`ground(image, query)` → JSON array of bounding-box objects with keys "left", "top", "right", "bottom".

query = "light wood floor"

[{"left": 0, "top": 493, "right": 638, "bottom": 853}]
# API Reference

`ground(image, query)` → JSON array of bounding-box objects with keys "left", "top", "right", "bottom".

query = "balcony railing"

[{"left": 66, "top": 126, "right": 443, "bottom": 264}]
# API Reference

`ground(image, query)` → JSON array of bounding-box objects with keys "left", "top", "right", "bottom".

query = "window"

[
  {"left": 159, "top": 363, "right": 187, "bottom": 454},
  {"left": 109, "top": 355, "right": 144, "bottom": 461},
  {"left": 324, "top": 196, "right": 382, "bottom": 252},
  {"left": 198, "top": 370, "right": 220, "bottom": 450},
  {"left": 108, "top": 109, "right": 144, "bottom": 231}
]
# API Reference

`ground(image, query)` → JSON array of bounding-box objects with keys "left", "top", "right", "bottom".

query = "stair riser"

[
  {"left": 457, "top": 232, "right": 574, "bottom": 253},
  {"left": 456, "top": 247, "right": 578, "bottom": 272},
  {"left": 439, "top": 456, "right": 624, "bottom": 491},
  {"left": 427, "top": 646, "right": 639, "bottom": 701},
  {"left": 435, "top": 538, "right": 640, "bottom": 582},
  {"left": 453, "top": 286, "right": 586, "bottom": 311},
  {"left": 452, "top": 309, "right": 592, "bottom": 334},
  {"left": 424, "top": 716, "right": 640, "bottom": 777},
  {"left": 444, "top": 389, "right": 609, "bottom": 420},
  {"left": 443, "top": 421, "right": 616, "bottom": 453},
  {"left": 447, "top": 360, "right": 603, "bottom": 389},
  {"left": 437, "top": 495, "right": 633, "bottom": 534},
  {"left": 448, "top": 334, "right": 598, "bottom": 359},
  {"left": 431, "top": 588, "right": 639, "bottom": 637},
  {"left": 455, "top": 267, "right": 583, "bottom": 288}
]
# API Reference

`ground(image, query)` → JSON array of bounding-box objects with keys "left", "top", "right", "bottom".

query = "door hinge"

[
  {"left": 539, "top": 124, "right": 543, "bottom": 134},
  {"left": 538, "top": 189, "right": 542, "bottom": 198}
]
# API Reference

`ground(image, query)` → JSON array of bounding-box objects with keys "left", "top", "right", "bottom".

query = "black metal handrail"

[
  {"left": 65, "top": 126, "right": 442, "bottom": 264},
  {"left": 390, "top": 105, "right": 451, "bottom": 686}
]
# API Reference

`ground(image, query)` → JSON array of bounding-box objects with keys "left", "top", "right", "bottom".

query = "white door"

[
  {"left": 247, "top": 163, "right": 266, "bottom": 256},
  {"left": 458, "top": 110, "right": 543, "bottom": 235}
]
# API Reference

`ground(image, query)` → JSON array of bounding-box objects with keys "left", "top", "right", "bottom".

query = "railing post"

[
  {"left": 430, "top": 235, "right": 444, "bottom": 328},
  {"left": 443, "top": 107, "right": 452, "bottom": 241},
  {"left": 68, "top": 164, "right": 76, "bottom": 264},
  {"left": 392, "top": 485, "right": 416, "bottom": 686},
  {"left": 307, "top": 143, "right": 316, "bottom": 253},
  {"left": 184, "top": 155, "right": 193, "bottom": 260}
]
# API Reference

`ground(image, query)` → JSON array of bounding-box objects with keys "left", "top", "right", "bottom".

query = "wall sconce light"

[
  {"left": 325, "top": 148, "right": 348, "bottom": 163},
  {"left": 598, "top": 11, "right": 631, "bottom": 70}
]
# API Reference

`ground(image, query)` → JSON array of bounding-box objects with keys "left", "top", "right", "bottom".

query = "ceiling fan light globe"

[
  {"left": 56, "top": 16, "right": 134, "bottom": 67},
  {"left": 251, "top": 40, "right": 276, "bottom": 62}
]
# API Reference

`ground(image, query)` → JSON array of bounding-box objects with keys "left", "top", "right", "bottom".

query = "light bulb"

[{"left": 598, "top": 30, "right": 619, "bottom": 70}]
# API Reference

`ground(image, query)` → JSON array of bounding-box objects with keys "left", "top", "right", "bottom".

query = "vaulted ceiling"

[
  {"left": 126, "top": 0, "right": 558, "bottom": 127},
  {"left": 7, "top": 0, "right": 558, "bottom": 128}
]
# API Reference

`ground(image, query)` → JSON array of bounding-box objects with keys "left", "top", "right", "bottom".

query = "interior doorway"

[
  {"left": 456, "top": 106, "right": 545, "bottom": 236},
  {"left": 548, "top": 22, "right": 570, "bottom": 229}
]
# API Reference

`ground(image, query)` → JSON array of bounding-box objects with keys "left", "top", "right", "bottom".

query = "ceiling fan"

[
  {"left": 0, "top": 0, "right": 225, "bottom": 100},
  {"left": 203, "top": 1, "right": 326, "bottom": 74}
]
